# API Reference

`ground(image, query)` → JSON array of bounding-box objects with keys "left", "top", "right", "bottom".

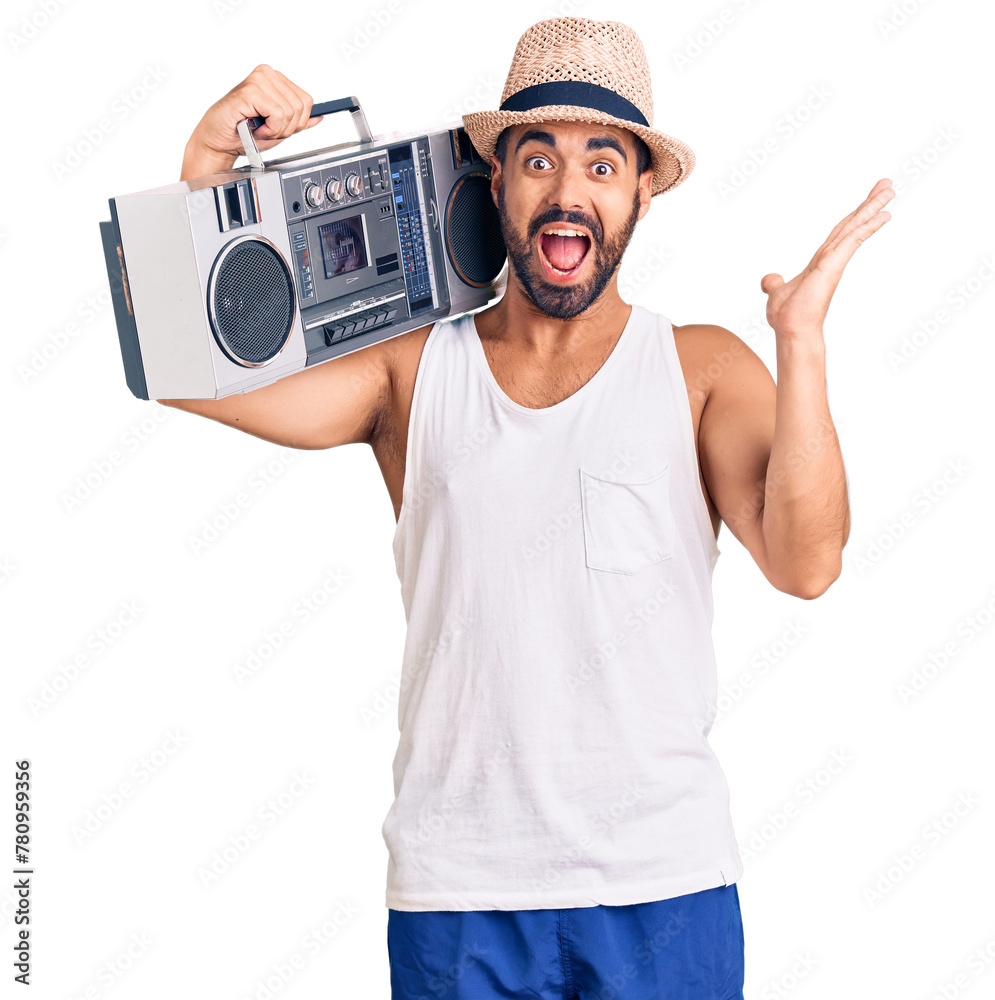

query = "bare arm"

[
  {"left": 697, "top": 326, "right": 846, "bottom": 600},
  {"left": 163, "top": 64, "right": 406, "bottom": 450},
  {"left": 180, "top": 63, "right": 323, "bottom": 181},
  {"left": 158, "top": 338, "right": 397, "bottom": 449},
  {"left": 696, "top": 179, "right": 894, "bottom": 599}
]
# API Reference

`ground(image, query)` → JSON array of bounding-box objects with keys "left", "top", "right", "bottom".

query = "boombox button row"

[{"left": 322, "top": 308, "right": 398, "bottom": 345}]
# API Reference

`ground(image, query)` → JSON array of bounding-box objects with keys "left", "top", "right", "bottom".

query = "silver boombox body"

[{"left": 99, "top": 97, "right": 507, "bottom": 400}]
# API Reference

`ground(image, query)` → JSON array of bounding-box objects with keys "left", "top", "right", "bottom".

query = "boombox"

[{"left": 98, "top": 97, "right": 507, "bottom": 399}]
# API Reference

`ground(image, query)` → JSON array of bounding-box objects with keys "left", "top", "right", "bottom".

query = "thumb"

[{"left": 760, "top": 273, "right": 784, "bottom": 294}]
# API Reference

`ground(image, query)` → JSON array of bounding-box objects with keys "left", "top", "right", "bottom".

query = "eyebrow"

[{"left": 515, "top": 129, "right": 628, "bottom": 164}]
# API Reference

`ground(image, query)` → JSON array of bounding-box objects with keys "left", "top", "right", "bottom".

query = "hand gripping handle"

[{"left": 236, "top": 96, "right": 372, "bottom": 169}]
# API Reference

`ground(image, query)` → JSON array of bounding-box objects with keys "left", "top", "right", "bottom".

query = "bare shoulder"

[
  {"left": 671, "top": 322, "right": 770, "bottom": 404},
  {"left": 382, "top": 321, "right": 434, "bottom": 394}
]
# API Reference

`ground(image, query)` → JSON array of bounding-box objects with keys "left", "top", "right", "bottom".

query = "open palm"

[{"left": 761, "top": 178, "right": 895, "bottom": 338}]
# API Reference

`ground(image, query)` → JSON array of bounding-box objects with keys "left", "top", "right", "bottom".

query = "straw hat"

[{"left": 462, "top": 18, "right": 695, "bottom": 197}]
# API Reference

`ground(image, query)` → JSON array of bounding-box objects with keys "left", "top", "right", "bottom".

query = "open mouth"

[{"left": 538, "top": 228, "right": 592, "bottom": 278}]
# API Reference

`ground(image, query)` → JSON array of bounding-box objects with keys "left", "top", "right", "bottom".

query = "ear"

[
  {"left": 489, "top": 154, "right": 503, "bottom": 208},
  {"left": 636, "top": 166, "right": 653, "bottom": 221}
]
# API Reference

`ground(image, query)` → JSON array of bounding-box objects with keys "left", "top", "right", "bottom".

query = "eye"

[
  {"left": 525, "top": 155, "right": 552, "bottom": 170},
  {"left": 593, "top": 161, "right": 615, "bottom": 177}
]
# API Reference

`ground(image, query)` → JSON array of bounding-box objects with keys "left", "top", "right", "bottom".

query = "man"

[{"left": 163, "top": 17, "right": 893, "bottom": 999}]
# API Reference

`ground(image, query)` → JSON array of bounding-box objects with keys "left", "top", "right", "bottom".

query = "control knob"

[
  {"left": 304, "top": 182, "right": 324, "bottom": 208},
  {"left": 325, "top": 178, "right": 344, "bottom": 202},
  {"left": 346, "top": 172, "right": 363, "bottom": 197}
]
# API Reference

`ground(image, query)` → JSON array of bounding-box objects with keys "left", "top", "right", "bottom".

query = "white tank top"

[{"left": 383, "top": 303, "right": 744, "bottom": 911}]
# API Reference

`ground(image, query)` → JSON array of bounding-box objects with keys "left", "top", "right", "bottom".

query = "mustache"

[{"left": 527, "top": 210, "right": 603, "bottom": 246}]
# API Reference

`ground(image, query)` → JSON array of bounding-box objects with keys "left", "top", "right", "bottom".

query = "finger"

[
  {"left": 814, "top": 209, "right": 892, "bottom": 279},
  {"left": 267, "top": 68, "right": 314, "bottom": 136},
  {"left": 824, "top": 202, "right": 893, "bottom": 258},
  {"left": 241, "top": 67, "right": 305, "bottom": 143},
  {"left": 291, "top": 84, "right": 316, "bottom": 135},
  {"left": 760, "top": 273, "right": 784, "bottom": 294},
  {"left": 819, "top": 183, "right": 894, "bottom": 254},
  {"left": 258, "top": 77, "right": 306, "bottom": 141},
  {"left": 808, "top": 181, "right": 895, "bottom": 268}
]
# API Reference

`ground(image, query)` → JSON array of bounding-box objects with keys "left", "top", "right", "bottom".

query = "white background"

[{"left": 3, "top": 0, "right": 993, "bottom": 997}]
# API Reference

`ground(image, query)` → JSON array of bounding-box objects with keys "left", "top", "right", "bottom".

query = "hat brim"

[{"left": 462, "top": 105, "right": 695, "bottom": 197}]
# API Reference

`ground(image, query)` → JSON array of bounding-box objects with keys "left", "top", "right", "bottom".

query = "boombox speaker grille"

[
  {"left": 208, "top": 236, "right": 296, "bottom": 367},
  {"left": 445, "top": 173, "right": 506, "bottom": 287}
]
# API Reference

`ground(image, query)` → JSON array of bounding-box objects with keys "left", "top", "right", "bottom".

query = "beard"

[{"left": 496, "top": 183, "right": 641, "bottom": 320}]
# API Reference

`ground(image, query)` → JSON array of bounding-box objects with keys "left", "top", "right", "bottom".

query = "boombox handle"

[{"left": 236, "top": 97, "right": 372, "bottom": 171}]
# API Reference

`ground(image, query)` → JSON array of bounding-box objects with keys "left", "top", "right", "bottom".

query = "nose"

[{"left": 544, "top": 162, "right": 588, "bottom": 215}]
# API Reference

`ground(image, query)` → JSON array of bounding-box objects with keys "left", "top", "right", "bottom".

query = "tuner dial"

[
  {"left": 345, "top": 172, "right": 363, "bottom": 197},
  {"left": 304, "top": 182, "right": 324, "bottom": 208},
  {"left": 325, "top": 178, "right": 344, "bottom": 202}
]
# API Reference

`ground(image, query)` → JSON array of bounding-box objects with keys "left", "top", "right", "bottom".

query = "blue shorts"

[{"left": 387, "top": 883, "right": 745, "bottom": 999}]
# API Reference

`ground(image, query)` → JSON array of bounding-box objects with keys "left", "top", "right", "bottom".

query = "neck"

[{"left": 477, "top": 273, "right": 633, "bottom": 355}]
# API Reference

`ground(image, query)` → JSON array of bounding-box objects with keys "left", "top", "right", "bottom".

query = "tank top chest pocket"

[{"left": 580, "top": 464, "right": 676, "bottom": 575}]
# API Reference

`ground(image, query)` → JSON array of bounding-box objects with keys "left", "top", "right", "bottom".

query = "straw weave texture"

[{"left": 463, "top": 18, "right": 695, "bottom": 197}]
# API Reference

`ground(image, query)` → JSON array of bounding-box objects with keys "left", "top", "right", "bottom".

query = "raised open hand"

[{"left": 760, "top": 178, "right": 895, "bottom": 339}]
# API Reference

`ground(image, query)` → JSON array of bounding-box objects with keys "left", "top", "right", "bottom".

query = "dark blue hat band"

[{"left": 499, "top": 80, "right": 649, "bottom": 128}]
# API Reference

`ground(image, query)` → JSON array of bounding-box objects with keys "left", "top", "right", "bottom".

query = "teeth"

[{"left": 543, "top": 227, "right": 586, "bottom": 237}]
